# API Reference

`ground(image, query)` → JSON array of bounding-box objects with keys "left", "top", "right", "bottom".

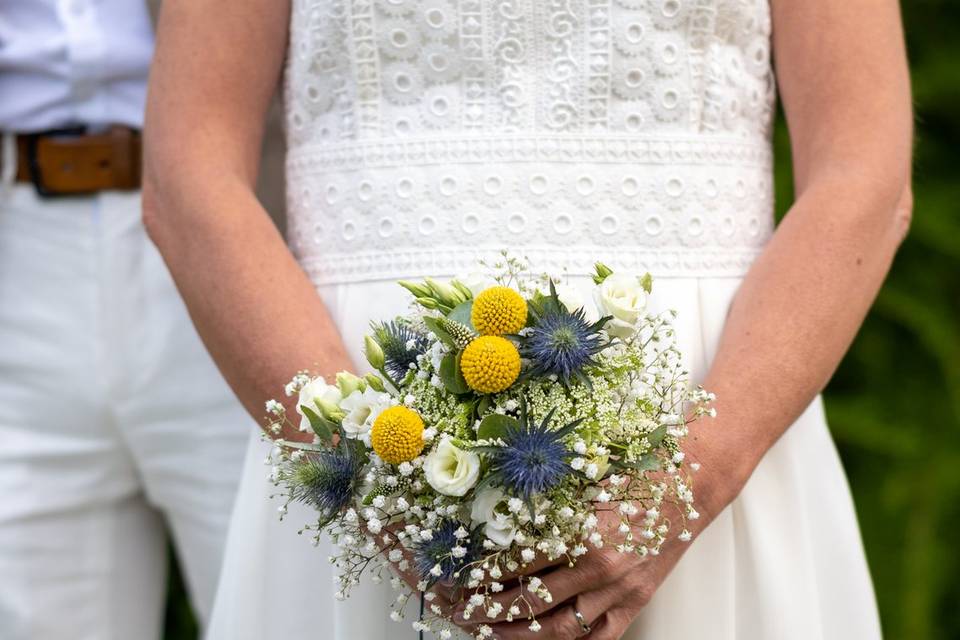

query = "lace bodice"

[{"left": 284, "top": 0, "right": 776, "bottom": 284}]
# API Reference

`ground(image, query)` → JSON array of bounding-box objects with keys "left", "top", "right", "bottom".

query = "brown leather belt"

[{"left": 7, "top": 126, "right": 142, "bottom": 196}]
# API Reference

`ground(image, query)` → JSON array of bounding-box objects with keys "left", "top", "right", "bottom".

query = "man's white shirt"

[{"left": 0, "top": 0, "right": 154, "bottom": 132}]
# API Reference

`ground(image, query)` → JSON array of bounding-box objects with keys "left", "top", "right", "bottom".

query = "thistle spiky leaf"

[{"left": 370, "top": 320, "right": 428, "bottom": 380}]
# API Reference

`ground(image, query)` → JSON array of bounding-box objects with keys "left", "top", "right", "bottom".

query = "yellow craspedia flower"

[
  {"left": 461, "top": 336, "right": 521, "bottom": 394},
  {"left": 471, "top": 286, "right": 528, "bottom": 336},
  {"left": 371, "top": 406, "right": 425, "bottom": 464}
]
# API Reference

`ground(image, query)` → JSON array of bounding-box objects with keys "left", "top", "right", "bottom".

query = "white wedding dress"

[{"left": 208, "top": 1, "right": 882, "bottom": 638}]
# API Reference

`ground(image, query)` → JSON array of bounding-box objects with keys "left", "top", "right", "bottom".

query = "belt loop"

[{"left": 1, "top": 133, "right": 16, "bottom": 200}]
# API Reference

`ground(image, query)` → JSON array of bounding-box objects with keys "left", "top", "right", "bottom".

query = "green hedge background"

[{"left": 162, "top": 2, "right": 960, "bottom": 637}]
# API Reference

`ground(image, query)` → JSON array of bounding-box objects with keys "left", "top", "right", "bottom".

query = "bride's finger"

[
  {"left": 453, "top": 554, "right": 625, "bottom": 625},
  {"left": 450, "top": 574, "right": 560, "bottom": 626},
  {"left": 485, "top": 587, "right": 617, "bottom": 640},
  {"left": 581, "top": 611, "right": 624, "bottom": 640},
  {"left": 493, "top": 552, "right": 567, "bottom": 584}
]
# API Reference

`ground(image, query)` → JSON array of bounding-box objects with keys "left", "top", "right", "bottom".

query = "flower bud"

[
  {"left": 364, "top": 373, "right": 386, "bottom": 392},
  {"left": 398, "top": 280, "right": 433, "bottom": 299},
  {"left": 336, "top": 371, "right": 366, "bottom": 396},
  {"left": 450, "top": 279, "right": 474, "bottom": 301},
  {"left": 425, "top": 277, "right": 463, "bottom": 307},
  {"left": 364, "top": 335, "right": 385, "bottom": 370},
  {"left": 589, "top": 454, "right": 611, "bottom": 480},
  {"left": 639, "top": 272, "right": 653, "bottom": 294},
  {"left": 314, "top": 398, "right": 345, "bottom": 422},
  {"left": 592, "top": 262, "right": 614, "bottom": 285}
]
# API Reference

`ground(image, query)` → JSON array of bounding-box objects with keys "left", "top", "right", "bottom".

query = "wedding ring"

[{"left": 572, "top": 607, "right": 591, "bottom": 635}]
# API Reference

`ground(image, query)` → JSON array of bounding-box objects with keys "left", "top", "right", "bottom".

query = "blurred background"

[{"left": 162, "top": 2, "right": 960, "bottom": 638}]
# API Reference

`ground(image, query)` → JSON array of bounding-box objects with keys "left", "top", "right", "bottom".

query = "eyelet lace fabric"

[{"left": 284, "top": 0, "right": 776, "bottom": 284}]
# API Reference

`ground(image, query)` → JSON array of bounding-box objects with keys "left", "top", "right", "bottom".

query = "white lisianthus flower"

[
  {"left": 339, "top": 387, "right": 392, "bottom": 438},
  {"left": 457, "top": 272, "right": 497, "bottom": 298},
  {"left": 552, "top": 283, "right": 600, "bottom": 323},
  {"left": 593, "top": 272, "right": 649, "bottom": 338},
  {"left": 470, "top": 487, "right": 517, "bottom": 547},
  {"left": 296, "top": 376, "right": 343, "bottom": 432},
  {"left": 424, "top": 438, "right": 481, "bottom": 497}
]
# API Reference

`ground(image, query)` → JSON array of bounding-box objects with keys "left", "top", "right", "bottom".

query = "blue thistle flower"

[
  {"left": 411, "top": 520, "right": 480, "bottom": 585},
  {"left": 477, "top": 400, "right": 582, "bottom": 503},
  {"left": 518, "top": 282, "right": 610, "bottom": 386},
  {"left": 288, "top": 446, "right": 361, "bottom": 525},
  {"left": 371, "top": 321, "right": 428, "bottom": 380}
]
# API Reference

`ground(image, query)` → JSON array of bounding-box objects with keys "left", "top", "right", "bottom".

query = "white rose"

[
  {"left": 296, "top": 377, "right": 343, "bottom": 432},
  {"left": 423, "top": 439, "right": 481, "bottom": 497},
  {"left": 339, "top": 387, "right": 392, "bottom": 438},
  {"left": 470, "top": 487, "right": 516, "bottom": 548},
  {"left": 552, "top": 283, "right": 599, "bottom": 324},
  {"left": 456, "top": 272, "right": 497, "bottom": 298},
  {"left": 593, "top": 273, "right": 648, "bottom": 338}
]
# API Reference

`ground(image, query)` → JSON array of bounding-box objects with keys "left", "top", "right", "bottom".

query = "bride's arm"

[
  {"left": 142, "top": 0, "right": 350, "bottom": 439},
  {"left": 478, "top": 1, "right": 912, "bottom": 637},
  {"left": 695, "top": 0, "right": 913, "bottom": 514}
]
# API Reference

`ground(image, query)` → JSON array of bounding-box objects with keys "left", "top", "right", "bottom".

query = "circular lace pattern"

[
  {"left": 283, "top": 0, "right": 778, "bottom": 284},
  {"left": 285, "top": 0, "right": 775, "bottom": 143},
  {"left": 416, "top": 0, "right": 458, "bottom": 40}
]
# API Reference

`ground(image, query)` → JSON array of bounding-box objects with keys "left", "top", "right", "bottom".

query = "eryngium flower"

[
  {"left": 519, "top": 283, "right": 609, "bottom": 386},
  {"left": 478, "top": 403, "right": 581, "bottom": 502},
  {"left": 412, "top": 520, "right": 480, "bottom": 585},
  {"left": 371, "top": 321, "right": 428, "bottom": 380},
  {"left": 287, "top": 447, "right": 361, "bottom": 525}
]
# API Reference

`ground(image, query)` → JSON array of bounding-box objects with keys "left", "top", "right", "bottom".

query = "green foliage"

[
  {"left": 162, "top": 548, "right": 198, "bottom": 640},
  {"left": 164, "top": 4, "right": 959, "bottom": 637},
  {"left": 439, "top": 352, "right": 471, "bottom": 394},
  {"left": 477, "top": 413, "right": 520, "bottom": 441}
]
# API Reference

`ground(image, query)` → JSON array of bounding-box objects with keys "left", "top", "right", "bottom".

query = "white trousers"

[{"left": 0, "top": 182, "right": 250, "bottom": 640}]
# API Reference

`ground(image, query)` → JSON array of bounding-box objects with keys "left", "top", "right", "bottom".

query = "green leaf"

[
  {"left": 636, "top": 454, "right": 661, "bottom": 471},
  {"left": 339, "top": 436, "right": 369, "bottom": 464},
  {"left": 646, "top": 425, "right": 668, "bottom": 448},
  {"left": 423, "top": 316, "right": 457, "bottom": 348},
  {"left": 476, "top": 395, "right": 493, "bottom": 417},
  {"left": 448, "top": 300, "right": 475, "bottom": 328},
  {"left": 440, "top": 352, "right": 471, "bottom": 394},
  {"left": 616, "top": 453, "right": 660, "bottom": 472},
  {"left": 301, "top": 405, "right": 334, "bottom": 443},
  {"left": 477, "top": 414, "right": 519, "bottom": 441}
]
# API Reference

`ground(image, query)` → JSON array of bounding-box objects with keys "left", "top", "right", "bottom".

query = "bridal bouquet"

[{"left": 265, "top": 255, "right": 713, "bottom": 638}]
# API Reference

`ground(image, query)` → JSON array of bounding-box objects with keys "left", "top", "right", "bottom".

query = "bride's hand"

[{"left": 451, "top": 507, "right": 695, "bottom": 640}]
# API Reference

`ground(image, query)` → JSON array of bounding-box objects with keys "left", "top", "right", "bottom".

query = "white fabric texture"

[
  {"left": 0, "top": 184, "right": 250, "bottom": 639},
  {"left": 282, "top": 0, "right": 776, "bottom": 284},
  {"left": 209, "top": 0, "right": 882, "bottom": 638},
  {"left": 0, "top": 0, "right": 153, "bottom": 131}
]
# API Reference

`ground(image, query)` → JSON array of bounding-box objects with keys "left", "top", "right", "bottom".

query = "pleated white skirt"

[{"left": 207, "top": 275, "right": 882, "bottom": 640}]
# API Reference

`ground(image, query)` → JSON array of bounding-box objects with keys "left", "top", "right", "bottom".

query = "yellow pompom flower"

[
  {"left": 461, "top": 336, "right": 522, "bottom": 394},
  {"left": 371, "top": 406, "right": 425, "bottom": 464},
  {"left": 471, "top": 286, "right": 528, "bottom": 336}
]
